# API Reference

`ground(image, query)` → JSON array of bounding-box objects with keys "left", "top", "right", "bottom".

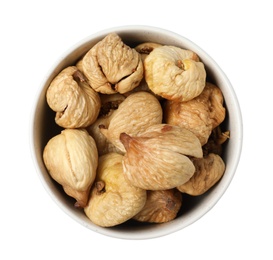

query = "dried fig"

[
  {"left": 144, "top": 45, "right": 206, "bottom": 101},
  {"left": 120, "top": 124, "right": 203, "bottom": 190},
  {"left": 164, "top": 82, "right": 226, "bottom": 145},
  {"left": 43, "top": 129, "right": 98, "bottom": 207},
  {"left": 75, "top": 58, "right": 84, "bottom": 72},
  {"left": 135, "top": 42, "right": 162, "bottom": 61},
  {"left": 99, "top": 91, "right": 163, "bottom": 153},
  {"left": 86, "top": 110, "right": 121, "bottom": 156},
  {"left": 84, "top": 153, "right": 146, "bottom": 227},
  {"left": 82, "top": 33, "right": 143, "bottom": 94},
  {"left": 133, "top": 189, "right": 182, "bottom": 223},
  {"left": 135, "top": 42, "right": 162, "bottom": 55},
  {"left": 177, "top": 153, "right": 225, "bottom": 196},
  {"left": 46, "top": 66, "right": 101, "bottom": 128},
  {"left": 98, "top": 93, "right": 126, "bottom": 117},
  {"left": 86, "top": 93, "right": 126, "bottom": 155}
]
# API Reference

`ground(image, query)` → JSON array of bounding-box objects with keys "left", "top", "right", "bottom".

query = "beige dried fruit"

[
  {"left": 135, "top": 42, "right": 162, "bottom": 55},
  {"left": 86, "top": 94, "right": 125, "bottom": 155},
  {"left": 84, "top": 153, "right": 146, "bottom": 227},
  {"left": 133, "top": 189, "right": 182, "bottom": 223},
  {"left": 177, "top": 153, "right": 225, "bottom": 196},
  {"left": 82, "top": 33, "right": 143, "bottom": 94},
  {"left": 75, "top": 58, "right": 84, "bottom": 72},
  {"left": 122, "top": 78, "right": 152, "bottom": 97},
  {"left": 86, "top": 110, "right": 121, "bottom": 156},
  {"left": 144, "top": 45, "right": 206, "bottom": 101},
  {"left": 46, "top": 66, "right": 101, "bottom": 128},
  {"left": 120, "top": 124, "right": 203, "bottom": 190},
  {"left": 164, "top": 82, "right": 226, "bottom": 145},
  {"left": 135, "top": 42, "right": 162, "bottom": 61},
  {"left": 100, "top": 91, "right": 163, "bottom": 153},
  {"left": 98, "top": 93, "right": 126, "bottom": 116},
  {"left": 43, "top": 129, "right": 98, "bottom": 207},
  {"left": 122, "top": 77, "right": 162, "bottom": 100}
]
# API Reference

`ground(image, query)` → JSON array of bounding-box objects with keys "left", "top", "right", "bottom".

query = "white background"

[{"left": 1, "top": 0, "right": 272, "bottom": 259}]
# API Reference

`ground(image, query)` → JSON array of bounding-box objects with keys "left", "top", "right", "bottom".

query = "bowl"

[{"left": 30, "top": 25, "right": 243, "bottom": 239}]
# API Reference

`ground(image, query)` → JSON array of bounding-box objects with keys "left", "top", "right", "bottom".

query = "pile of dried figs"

[{"left": 43, "top": 33, "right": 229, "bottom": 227}]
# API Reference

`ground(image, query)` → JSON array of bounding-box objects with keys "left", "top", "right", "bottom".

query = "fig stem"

[
  {"left": 95, "top": 181, "right": 105, "bottom": 194},
  {"left": 74, "top": 201, "right": 84, "bottom": 208},
  {"left": 166, "top": 198, "right": 176, "bottom": 211},
  {"left": 72, "top": 70, "right": 86, "bottom": 83},
  {"left": 119, "top": 133, "right": 132, "bottom": 150}
]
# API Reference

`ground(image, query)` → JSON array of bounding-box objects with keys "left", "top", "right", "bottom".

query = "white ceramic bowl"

[{"left": 30, "top": 25, "right": 243, "bottom": 239}]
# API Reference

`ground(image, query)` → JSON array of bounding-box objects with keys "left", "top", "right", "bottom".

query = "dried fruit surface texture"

[
  {"left": 164, "top": 82, "right": 225, "bottom": 145},
  {"left": 84, "top": 153, "right": 146, "bottom": 227},
  {"left": 100, "top": 91, "right": 163, "bottom": 153},
  {"left": 46, "top": 66, "right": 101, "bottom": 128},
  {"left": 133, "top": 189, "right": 182, "bottom": 223},
  {"left": 144, "top": 45, "right": 206, "bottom": 101},
  {"left": 86, "top": 93, "right": 126, "bottom": 155},
  {"left": 120, "top": 124, "right": 203, "bottom": 190},
  {"left": 177, "top": 153, "right": 225, "bottom": 196},
  {"left": 43, "top": 129, "right": 98, "bottom": 207},
  {"left": 135, "top": 42, "right": 162, "bottom": 62},
  {"left": 82, "top": 33, "right": 143, "bottom": 94}
]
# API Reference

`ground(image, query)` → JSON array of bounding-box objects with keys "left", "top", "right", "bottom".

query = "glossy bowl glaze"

[{"left": 30, "top": 25, "right": 243, "bottom": 239}]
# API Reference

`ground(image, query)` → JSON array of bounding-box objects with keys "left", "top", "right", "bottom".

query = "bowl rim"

[{"left": 30, "top": 25, "right": 243, "bottom": 240}]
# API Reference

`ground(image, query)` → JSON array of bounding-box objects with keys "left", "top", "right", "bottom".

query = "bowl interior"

[{"left": 31, "top": 26, "right": 242, "bottom": 239}]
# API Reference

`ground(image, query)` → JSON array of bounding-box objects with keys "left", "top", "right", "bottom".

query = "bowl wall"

[{"left": 31, "top": 25, "right": 243, "bottom": 239}]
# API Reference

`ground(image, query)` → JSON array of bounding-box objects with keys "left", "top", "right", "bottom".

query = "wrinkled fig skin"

[
  {"left": 84, "top": 153, "right": 146, "bottom": 227},
  {"left": 135, "top": 42, "right": 163, "bottom": 55},
  {"left": 99, "top": 93, "right": 126, "bottom": 117},
  {"left": 43, "top": 129, "right": 98, "bottom": 208},
  {"left": 86, "top": 93, "right": 126, "bottom": 156},
  {"left": 86, "top": 110, "right": 122, "bottom": 156},
  {"left": 100, "top": 91, "right": 163, "bottom": 153},
  {"left": 120, "top": 124, "right": 203, "bottom": 190},
  {"left": 133, "top": 189, "right": 182, "bottom": 223},
  {"left": 46, "top": 66, "right": 101, "bottom": 128},
  {"left": 123, "top": 78, "right": 163, "bottom": 101},
  {"left": 144, "top": 45, "right": 206, "bottom": 101},
  {"left": 164, "top": 82, "right": 226, "bottom": 145},
  {"left": 75, "top": 58, "right": 84, "bottom": 72},
  {"left": 135, "top": 42, "right": 162, "bottom": 62},
  {"left": 177, "top": 153, "right": 225, "bottom": 196},
  {"left": 82, "top": 33, "right": 143, "bottom": 94}
]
